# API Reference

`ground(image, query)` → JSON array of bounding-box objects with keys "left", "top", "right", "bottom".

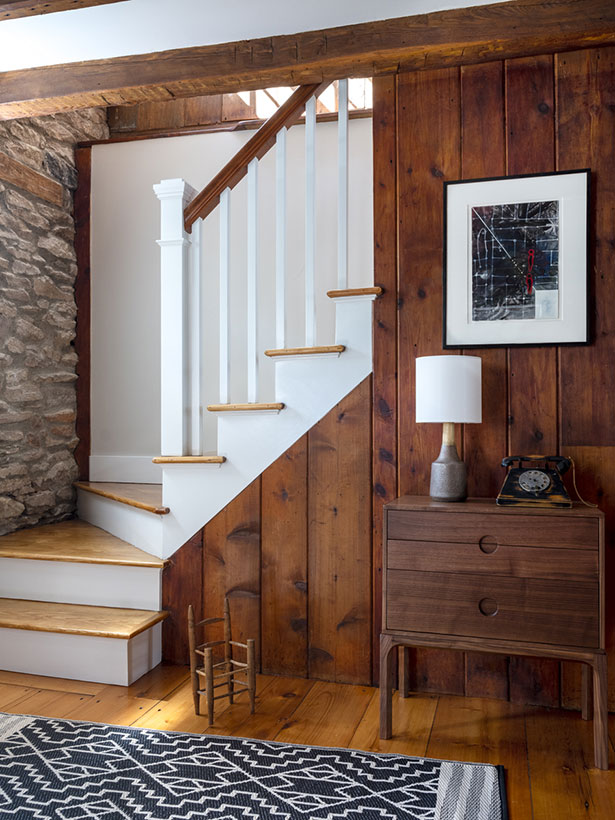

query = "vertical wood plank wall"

[
  {"left": 162, "top": 43, "right": 614, "bottom": 710},
  {"left": 372, "top": 46, "right": 615, "bottom": 709},
  {"left": 163, "top": 377, "right": 373, "bottom": 687}
]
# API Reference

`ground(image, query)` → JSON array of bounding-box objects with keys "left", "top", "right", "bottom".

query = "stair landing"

[{"left": 0, "top": 520, "right": 164, "bottom": 568}]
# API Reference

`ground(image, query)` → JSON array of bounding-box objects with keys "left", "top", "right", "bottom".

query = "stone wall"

[{"left": 0, "top": 109, "right": 108, "bottom": 536}]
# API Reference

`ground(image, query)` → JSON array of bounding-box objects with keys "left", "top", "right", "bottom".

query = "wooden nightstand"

[{"left": 379, "top": 496, "right": 608, "bottom": 770}]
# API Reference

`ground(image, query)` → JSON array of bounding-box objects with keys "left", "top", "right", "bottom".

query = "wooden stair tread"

[
  {"left": 0, "top": 520, "right": 164, "bottom": 568},
  {"left": 0, "top": 598, "right": 167, "bottom": 639},
  {"left": 74, "top": 481, "right": 170, "bottom": 515},
  {"left": 206, "top": 402, "right": 284, "bottom": 412},
  {"left": 326, "top": 286, "right": 383, "bottom": 298},
  {"left": 264, "top": 345, "right": 345, "bottom": 357},
  {"left": 152, "top": 455, "right": 226, "bottom": 464}
]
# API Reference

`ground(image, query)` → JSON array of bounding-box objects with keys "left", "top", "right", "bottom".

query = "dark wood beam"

[
  {"left": 0, "top": 0, "right": 614, "bottom": 120},
  {"left": 0, "top": 0, "right": 127, "bottom": 20}
]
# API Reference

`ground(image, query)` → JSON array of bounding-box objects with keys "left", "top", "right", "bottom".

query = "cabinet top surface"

[{"left": 385, "top": 496, "right": 603, "bottom": 519}]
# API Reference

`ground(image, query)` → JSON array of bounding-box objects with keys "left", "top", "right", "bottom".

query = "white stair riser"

[
  {"left": 77, "top": 490, "right": 164, "bottom": 558},
  {"left": 0, "top": 558, "right": 162, "bottom": 610},
  {"left": 0, "top": 623, "right": 162, "bottom": 686},
  {"left": 159, "top": 297, "right": 374, "bottom": 557}
]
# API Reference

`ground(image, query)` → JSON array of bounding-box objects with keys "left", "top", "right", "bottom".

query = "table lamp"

[{"left": 415, "top": 355, "right": 482, "bottom": 501}]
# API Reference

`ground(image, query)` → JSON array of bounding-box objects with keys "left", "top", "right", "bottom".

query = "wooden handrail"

[{"left": 184, "top": 81, "right": 331, "bottom": 231}]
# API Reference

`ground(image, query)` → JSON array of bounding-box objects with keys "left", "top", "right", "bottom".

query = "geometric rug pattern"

[{"left": 0, "top": 713, "right": 506, "bottom": 819}]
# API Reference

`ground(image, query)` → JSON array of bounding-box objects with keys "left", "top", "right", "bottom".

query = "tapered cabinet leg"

[
  {"left": 581, "top": 663, "right": 592, "bottom": 721},
  {"left": 398, "top": 646, "right": 410, "bottom": 698},
  {"left": 592, "top": 653, "right": 608, "bottom": 770},
  {"left": 379, "top": 634, "right": 395, "bottom": 739}
]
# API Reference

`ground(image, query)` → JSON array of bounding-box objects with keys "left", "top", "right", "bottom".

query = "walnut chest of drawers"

[{"left": 379, "top": 496, "right": 608, "bottom": 769}]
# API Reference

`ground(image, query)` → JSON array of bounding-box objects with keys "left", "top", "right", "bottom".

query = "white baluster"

[
  {"left": 189, "top": 217, "right": 202, "bottom": 455},
  {"left": 337, "top": 79, "right": 349, "bottom": 290},
  {"left": 153, "top": 178, "right": 197, "bottom": 456},
  {"left": 247, "top": 158, "right": 258, "bottom": 403},
  {"left": 219, "top": 187, "right": 231, "bottom": 404},
  {"left": 305, "top": 94, "right": 316, "bottom": 347},
  {"left": 275, "top": 128, "right": 287, "bottom": 350}
]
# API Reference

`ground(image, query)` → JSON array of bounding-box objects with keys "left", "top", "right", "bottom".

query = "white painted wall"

[
  {"left": 91, "top": 117, "right": 373, "bottom": 475},
  {"left": 0, "top": 1, "right": 511, "bottom": 72}
]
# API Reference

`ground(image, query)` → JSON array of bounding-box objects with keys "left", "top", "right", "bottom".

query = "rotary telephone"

[{"left": 496, "top": 455, "right": 572, "bottom": 508}]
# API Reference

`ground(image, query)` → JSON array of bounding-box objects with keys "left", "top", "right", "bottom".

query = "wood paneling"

[
  {"left": 74, "top": 146, "right": 91, "bottom": 481},
  {"left": 505, "top": 54, "right": 560, "bottom": 708},
  {"left": 203, "top": 480, "right": 262, "bottom": 665},
  {"left": 261, "top": 437, "right": 308, "bottom": 678},
  {"left": 556, "top": 48, "right": 615, "bottom": 711},
  {"left": 2, "top": 1, "right": 615, "bottom": 120},
  {"left": 163, "top": 379, "right": 373, "bottom": 686},
  {"left": 308, "top": 377, "right": 372, "bottom": 684},
  {"left": 397, "top": 66, "right": 465, "bottom": 697},
  {"left": 161, "top": 42, "right": 615, "bottom": 710},
  {"left": 105, "top": 99, "right": 371, "bottom": 143},
  {"left": 371, "top": 75, "right": 398, "bottom": 684},
  {"left": 162, "top": 530, "right": 202, "bottom": 665},
  {"left": 372, "top": 44, "right": 615, "bottom": 709},
  {"left": 558, "top": 48, "right": 615, "bottom": 447}
]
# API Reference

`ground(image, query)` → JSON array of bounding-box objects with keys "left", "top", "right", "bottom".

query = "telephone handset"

[{"left": 496, "top": 454, "right": 572, "bottom": 508}]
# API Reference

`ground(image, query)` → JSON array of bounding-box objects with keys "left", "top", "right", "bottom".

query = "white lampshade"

[{"left": 416, "top": 355, "right": 482, "bottom": 423}]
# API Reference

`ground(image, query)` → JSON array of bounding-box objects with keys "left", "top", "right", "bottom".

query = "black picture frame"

[{"left": 443, "top": 168, "right": 590, "bottom": 349}]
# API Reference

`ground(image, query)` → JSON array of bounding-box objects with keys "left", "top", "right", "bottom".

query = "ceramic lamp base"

[{"left": 429, "top": 424, "right": 467, "bottom": 502}]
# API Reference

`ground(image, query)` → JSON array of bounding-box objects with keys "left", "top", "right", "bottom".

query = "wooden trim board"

[
  {"left": 1, "top": 0, "right": 614, "bottom": 119},
  {"left": 74, "top": 146, "right": 91, "bottom": 481},
  {"left": 0, "top": 150, "right": 63, "bottom": 205}
]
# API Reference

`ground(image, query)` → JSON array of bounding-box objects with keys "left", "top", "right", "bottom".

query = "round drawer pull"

[
  {"left": 478, "top": 597, "right": 498, "bottom": 617},
  {"left": 479, "top": 535, "right": 498, "bottom": 554}
]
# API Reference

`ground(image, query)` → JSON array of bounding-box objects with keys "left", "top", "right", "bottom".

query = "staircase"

[
  {"left": 0, "top": 520, "right": 165, "bottom": 685},
  {"left": 0, "top": 81, "right": 375, "bottom": 684}
]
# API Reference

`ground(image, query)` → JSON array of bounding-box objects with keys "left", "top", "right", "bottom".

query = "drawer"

[
  {"left": 386, "top": 539, "right": 598, "bottom": 583},
  {"left": 387, "top": 510, "right": 598, "bottom": 550},
  {"left": 386, "top": 569, "right": 599, "bottom": 648}
]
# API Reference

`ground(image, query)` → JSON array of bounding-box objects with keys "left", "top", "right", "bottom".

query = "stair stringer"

[{"left": 159, "top": 297, "right": 374, "bottom": 559}]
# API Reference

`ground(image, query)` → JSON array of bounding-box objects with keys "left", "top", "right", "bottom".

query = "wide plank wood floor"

[{"left": 0, "top": 665, "right": 613, "bottom": 818}]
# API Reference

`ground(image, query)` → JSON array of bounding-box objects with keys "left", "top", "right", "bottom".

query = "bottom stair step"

[{"left": 0, "top": 599, "right": 167, "bottom": 687}]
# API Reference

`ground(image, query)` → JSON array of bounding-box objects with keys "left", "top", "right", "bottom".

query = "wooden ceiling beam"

[
  {"left": 0, "top": 0, "right": 614, "bottom": 119},
  {"left": 0, "top": 0, "right": 127, "bottom": 21}
]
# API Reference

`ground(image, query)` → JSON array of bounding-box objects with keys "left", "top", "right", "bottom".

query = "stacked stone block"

[{"left": 0, "top": 109, "right": 108, "bottom": 535}]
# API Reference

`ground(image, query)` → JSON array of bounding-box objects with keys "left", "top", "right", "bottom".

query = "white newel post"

[{"left": 153, "top": 178, "right": 198, "bottom": 456}]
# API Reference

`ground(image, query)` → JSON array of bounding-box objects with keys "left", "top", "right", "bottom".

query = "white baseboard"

[{"left": 89, "top": 455, "right": 162, "bottom": 484}]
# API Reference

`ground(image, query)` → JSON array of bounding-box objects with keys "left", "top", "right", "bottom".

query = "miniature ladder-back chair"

[{"left": 188, "top": 598, "right": 256, "bottom": 724}]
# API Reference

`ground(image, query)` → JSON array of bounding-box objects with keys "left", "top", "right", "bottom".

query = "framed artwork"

[{"left": 443, "top": 169, "right": 590, "bottom": 348}]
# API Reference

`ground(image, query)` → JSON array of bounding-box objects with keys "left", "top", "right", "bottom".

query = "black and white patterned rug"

[{"left": 0, "top": 712, "right": 507, "bottom": 819}]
